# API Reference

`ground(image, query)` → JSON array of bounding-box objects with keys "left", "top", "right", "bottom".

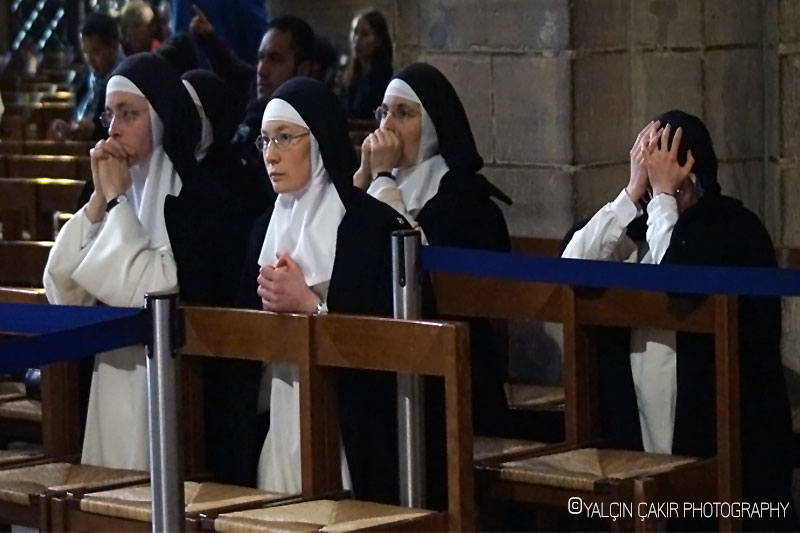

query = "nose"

[
  {"left": 381, "top": 114, "right": 397, "bottom": 134},
  {"left": 264, "top": 140, "right": 279, "bottom": 166},
  {"left": 108, "top": 115, "right": 122, "bottom": 138}
]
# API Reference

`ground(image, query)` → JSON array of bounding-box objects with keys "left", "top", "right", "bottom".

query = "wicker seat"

[
  {"left": 504, "top": 383, "right": 565, "bottom": 409},
  {"left": 0, "top": 450, "right": 41, "bottom": 468},
  {"left": 0, "top": 399, "right": 41, "bottom": 422},
  {"left": 0, "top": 463, "right": 146, "bottom": 506},
  {"left": 213, "top": 499, "right": 434, "bottom": 533},
  {"left": 0, "top": 382, "right": 25, "bottom": 403},
  {"left": 78, "top": 481, "right": 285, "bottom": 522},
  {"left": 493, "top": 448, "right": 696, "bottom": 492},
  {"left": 473, "top": 436, "right": 547, "bottom": 462}
]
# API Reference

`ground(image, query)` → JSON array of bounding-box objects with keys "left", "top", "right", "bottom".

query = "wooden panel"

[
  {"left": 0, "top": 141, "right": 24, "bottom": 155},
  {"left": 431, "top": 273, "right": 563, "bottom": 322},
  {"left": 5, "top": 155, "right": 82, "bottom": 179},
  {"left": 40, "top": 362, "right": 81, "bottom": 457},
  {"left": 0, "top": 179, "right": 37, "bottom": 240},
  {"left": 182, "top": 306, "right": 309, "bottom": 363},
  {"left": 0, "top": 240, "right": 51, "bottom": 287},
  {"left": 0, "top": 287, "right": 46, "bottom": 304},
  {"left": 575, "top": 287, "right": 716, "bottom": 333},
  {"left": 313, "top": 314, "right": 462, "bottom": 376},
  {"left": 23, "top": 141, "right": 92, "bottom": 157},
  {"left": 510, "top": 236, "right": 562, "bottom": 257}
]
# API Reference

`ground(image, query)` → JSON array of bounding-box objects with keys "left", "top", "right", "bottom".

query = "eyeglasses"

[
  {"left": 99, "top": 108, "right": 147, "bottom": 128},
  {"left": 374, "top": 105, "right": 420, "bottom": 122},
  {"left": 255, "top": 132, "right": 310, "bottom": 152}
]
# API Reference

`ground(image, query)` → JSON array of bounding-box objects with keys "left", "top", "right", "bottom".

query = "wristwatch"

[
  {"left": 105, "top": 195, "right": 128, "bottom": 213},
  {"left": 375, "top": 171, "right": 397, "bottom": 181}
]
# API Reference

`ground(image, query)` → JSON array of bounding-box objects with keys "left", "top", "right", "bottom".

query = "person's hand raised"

[
  {"left": 367, "top": 129, "right": 402, "bottom": 175},
  {"left": 644, "top": 124, "right": 694, "bottom": 198},
  {"left": 626, "top": 120, "right": 660, "bottom": 203},
  {"left": 189, "top": 4, "right": 214, "bottom": 36}
]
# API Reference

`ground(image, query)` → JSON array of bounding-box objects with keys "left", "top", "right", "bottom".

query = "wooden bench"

[
  {"left": 2, "top": 154, "right": 89, "bottom": 181},
  {"left": 0, "top": 241, "right": 51, "bottom": 287},
  {"left": 0, "top": 140, "right": 92, "bottom": 157},
  {"left": 0, "top": 178, "right": 83, "bottom": 240}
]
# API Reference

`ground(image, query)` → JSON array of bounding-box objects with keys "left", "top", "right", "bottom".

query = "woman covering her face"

[
  {"left": 235, "top": 77, "right": 409, "bottom": 493},
  {"left": 44, "top": 53, "right": 249, "bottom": 470},
  {"left": 563, "top": 109, "right": 796, "bottom": 531}
]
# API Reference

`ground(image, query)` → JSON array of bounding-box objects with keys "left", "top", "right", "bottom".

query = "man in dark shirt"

[{"left": 49, "top": 12, "right": 125, "bottom": 141}]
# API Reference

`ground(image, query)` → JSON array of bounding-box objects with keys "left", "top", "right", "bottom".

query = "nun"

[
  {"left": 237, "top": 77, "right": 409, "bottom": 493},
  {"left": 562, "top": 110, "right": 795, "bottom": 531},
  {"left": 43, "top": 53, "right": 248, "bottom": 469},
  {"left": 353, "top": 62, "right": 544, "bottom": 505}
]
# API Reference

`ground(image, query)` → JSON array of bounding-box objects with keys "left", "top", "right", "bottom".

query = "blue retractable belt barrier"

[
  {"left": 0, "top": 304, "right": 148, "bottom": 371},
  {"left": 421, "top": 246, "right": 800, "bottom": 297}
]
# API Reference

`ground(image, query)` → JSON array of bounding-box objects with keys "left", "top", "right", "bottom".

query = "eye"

[
  {"left": 276, "top": 133, "right": 294, "bottom": 146},
  {"left": 396, "top": 108, "right": 410, "bottom": 120}
]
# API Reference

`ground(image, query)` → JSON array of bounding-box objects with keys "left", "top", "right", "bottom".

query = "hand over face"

[
  {"left": 367, "top": 129, "right": 403, "bottom": 175},
  {"left": 91, "top": 138, "right": 132, "bottom": 201},
  {"left": 627, "top": 120, "right": 660, "bottom": 203},
  {"left": 644, "top": 124, "right": 694, "bottom": 197}
]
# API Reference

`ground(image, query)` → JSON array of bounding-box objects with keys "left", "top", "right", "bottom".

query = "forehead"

[
  {"left": 261, "top": 119, "right": 305, "bottom": 134},
  {"left": 382, "top": 95, "right": 420, "bottom": 109},
  {"left": 81, "top": 34, "right": 112, "bottom": 51},
  {"left": 106, "top": 91, "right": 148, "bottom": 109},
  {"left": 261, "top": 29, "right": 294, "bottom": 55}
]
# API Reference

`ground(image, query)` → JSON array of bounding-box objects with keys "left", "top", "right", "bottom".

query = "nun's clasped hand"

[
  {"left": 365, "top": 129, "right": 402, "bottom": 175},
  {"left": 257, "top": 253, "right": 320, "bottom": 314},
  {"left": 644, "top": 124, "right": 694, "bottom": 197},
  {"left": 90, "top": 139, "right": 133, "bottom": 202}
]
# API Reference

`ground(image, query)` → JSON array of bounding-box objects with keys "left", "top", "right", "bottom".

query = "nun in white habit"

[
  {"left": 43, "top": 53, "right": 202, "bottom": 469},
  {"left": 236, "top": 77, "right": 408, "bottom": 495}
]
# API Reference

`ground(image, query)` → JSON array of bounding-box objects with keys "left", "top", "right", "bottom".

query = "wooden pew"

[
  {"left": 0, "top": 241, "right": 51, "bottom": 287},
  {"left": 0, "top": 141, "right": 92, "bottom": 157},
  {"left": 431, "top": 270, "right": 741, "bottom": 531},
  {"left": 0, "top": 178, "right": 83, "bottom": 241},
  {"left": 4, "top": 155, "right": 89, "bottom": 181},
  {"left": 50, "top": 309, "right": 470, "bottom": 531}
]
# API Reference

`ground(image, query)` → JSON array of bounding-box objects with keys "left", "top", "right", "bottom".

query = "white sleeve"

[
  {"left": 71, "top": 201, "right": 178, "bottom": 307},
  {"left": 645, "top": 193, "right": 679, "bottom": 264},
  {"left": 562, "top": 189, "right": 640, "bottom": 261},
  {"left": 43, "top": 206, "right": 102, "bottom": 306},
  {"left": 367, "top": 177, "right": 429, "bottom": 245}
]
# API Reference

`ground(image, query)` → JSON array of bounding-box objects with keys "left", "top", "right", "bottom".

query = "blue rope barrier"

[
  {"left": 0, "top": 304, "right": 148, "bottom": 371},
  {"left": 421, "top": 246, "right": 800, "bottom": 297}
]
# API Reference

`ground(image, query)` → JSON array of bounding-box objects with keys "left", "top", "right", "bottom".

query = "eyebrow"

[{"left": 262, "top": 125, "right": 293, "bottom": 135}]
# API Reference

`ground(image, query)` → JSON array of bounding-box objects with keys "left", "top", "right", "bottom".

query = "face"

[
  {"left": 351, "top": 17, "right": 380, "bottom": 61},
  {"left": 379, "top": 95, "right": 422, "bottom": 168},
  {"left": 675, "top": 175, "right": 697, "bottom": 214},
  {"left": 81, "top": 34, "right": 118, "bottom": 77},
  {"left": 257, "top": 29, "right": 307, "bottom": 100},
  {"left": 105, "top": 91, "right": 153, "bottom": 166},
  {"left": 124, "top": 7, "right": 155, "bottom": 54},
  {"left": 261, "top": 120, "right": 312, "bottom": 195}
]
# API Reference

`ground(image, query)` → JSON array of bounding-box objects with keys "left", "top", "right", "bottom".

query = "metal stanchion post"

[
  {"left": 145, "top": 291, "right": 183, "bottom": 533},
  {"left": 392, "top": 230, "right": 425, "bottom": 508}
]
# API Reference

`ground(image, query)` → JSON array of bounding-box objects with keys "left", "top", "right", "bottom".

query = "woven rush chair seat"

[
  {"left": 0, "top": 450, "right": 41, "bottom": 467},
  {"left": 213, "top": 499, "right": 434, "bottom": 533},
  {"left": 494, "top": 447, "right": 696, "bottom": 491},
  {"left": 473, "top": 436, "right": 547, "bottom": 462},
  {"left": 79, "top": 481, "right": 285, "bottom": 522},
  {"left": 0, "top": 382, "right": 25, "bottom": 402},
  {"left": 505, "top": 383, "right": 565, "bottom": 409},
  {"left": 0, "top": 463, "right": 147, "bottom": 506},
  {"left": 0, "top": 399, "right": 41, "bottom": 422}
]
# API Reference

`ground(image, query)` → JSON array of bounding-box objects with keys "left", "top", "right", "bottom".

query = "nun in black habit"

[
  {"left": 563, "top": 110, "right": 795, "bottom": 531},
  {"left": 44, "top": 52, "right": 248, "bottom": 468},
  {"left": 237, "top": 77, "right": 409, "bottom": 493},
  {"left": 353, "top": 62, "right": 547, "bottom": 499}
]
